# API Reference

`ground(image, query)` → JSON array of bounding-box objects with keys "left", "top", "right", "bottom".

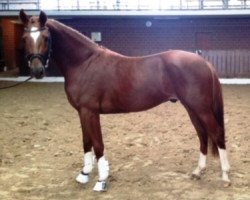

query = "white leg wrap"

[
  {"left": 97, "top": 156, "right": 109, "bottom": 181},
  {"left": 93, "top": 156, "right": 109, "bottom": 192},
  {"left": 218, "top": 148, "right": 231, "bottom": 184},
  {"left": 192, "top": 152, "right": 206, "bottom": 178},
  {"left": 83, "top": 152, "right": 94, "bottom": 174},
  {"left": 76, "top": 152, "right": 94, "bottom": 184}
]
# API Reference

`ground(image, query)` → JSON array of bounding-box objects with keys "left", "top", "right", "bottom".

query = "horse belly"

[
  {"left": 100, "top": 89, "right": 169, "bottom": 114},
  {"left": 127, "top": 91, "right": 168, "bottom": 112}
]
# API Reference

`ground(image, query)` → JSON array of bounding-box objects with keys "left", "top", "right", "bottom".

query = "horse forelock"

[{"left": 26, "top": 16, "right": 43, "bottom": 29}]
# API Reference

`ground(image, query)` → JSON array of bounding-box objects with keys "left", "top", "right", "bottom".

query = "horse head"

[{"left": 19, "top": 10, "right": 51, "bottom": 79}]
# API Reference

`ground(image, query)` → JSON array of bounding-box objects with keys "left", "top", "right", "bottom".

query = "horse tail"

[{"left": 209, "top": 62, "right": 225, "bottom": 156}]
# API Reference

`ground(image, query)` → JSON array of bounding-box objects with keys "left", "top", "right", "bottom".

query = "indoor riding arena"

[{"left": 0, "top": 1, "right": 250, "bottom": 200}]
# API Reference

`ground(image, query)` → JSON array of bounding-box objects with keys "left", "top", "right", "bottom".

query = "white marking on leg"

[
  {"left": 218, "top": 147, "right": 231, "bottom": 183},
  {"left": 76, "top": 151, "right": 94, "bottom": 184},
  {"left": 198, "top": 152, "right": 206, "bottom": 169},
  {"left": 93, "top": 156, "right": 109, "bottom": 192},
  {"left": 192, "top": 152, "right": 206, "bottom": 178}
]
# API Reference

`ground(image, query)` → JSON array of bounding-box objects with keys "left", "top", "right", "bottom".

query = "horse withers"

[{"left": 19, "top": 10, "right": 231, "bottom": 191}]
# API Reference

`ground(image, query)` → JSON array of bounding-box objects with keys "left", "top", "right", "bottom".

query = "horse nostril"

[{"left": 32, "top": 67, "right": 45, "bottom": 79}]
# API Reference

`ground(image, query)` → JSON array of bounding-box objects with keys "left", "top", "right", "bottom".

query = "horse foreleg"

[
  {"left": 76, "top": 151, "right": 94, "bottom": 184},
  {"left": 76, "top": 110, "right": 94, "bottom": 184},
  {"left": 94, "top": 156, "right": 109, "bottom": 192},
  {"left": 90, "top": 113, "right": 109, "bottom": 192},
  {"left": 76, "top": 108, "right": 109, "bottom": 191}
]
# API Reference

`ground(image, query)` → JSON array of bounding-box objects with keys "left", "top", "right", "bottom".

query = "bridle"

[
  {"left": 24, "top": 26, "right": 52, "bottom": 69},
  {"left": 0, "top": 26, "right": 52, "bottom": 90}
]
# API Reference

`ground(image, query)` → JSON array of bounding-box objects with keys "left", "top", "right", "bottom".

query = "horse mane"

[
  {"left": 45, "top": 19, "right": 139, "bottom": 59},
  {"left": 46, "top": 19, "right": 100, "bottom": 51}
]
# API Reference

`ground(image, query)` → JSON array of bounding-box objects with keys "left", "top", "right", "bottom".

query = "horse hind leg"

[
  {"left": 186, "top": 108, "right": 208, "bottom": 180},
  {"left": 192, "top": 152, "right": 207, "bottom": 180},
  {"left": 197, "top": 111, "right": 231, "bottom": 186},
  {"left": 218, "top": 147, "right": 231, "bottom": 186}
]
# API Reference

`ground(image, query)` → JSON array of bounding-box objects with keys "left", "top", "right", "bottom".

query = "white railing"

[{"left": 0, "top": 0, "right": 249, "bottom": 11}]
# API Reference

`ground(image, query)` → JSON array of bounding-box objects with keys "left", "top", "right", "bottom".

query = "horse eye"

[
  {"left": 22, "top": 37, "right": 26, "bottom": 44},
  {"left": 44, "top": 37, "right": 50, "bottom": 44}
]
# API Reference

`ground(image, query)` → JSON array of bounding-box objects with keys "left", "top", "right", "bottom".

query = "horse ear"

[
  {"left": 39, "top": 11, "right": 47, "bottom": 27},
  {"left": 19, "top": 9, "right": 29, "bottom": 25}
]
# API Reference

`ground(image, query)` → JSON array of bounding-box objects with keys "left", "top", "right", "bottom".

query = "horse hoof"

[
  {"left": 223, "top": 181, "right": 231, "bottom": 188},
  {"left": 191, "top": 173, "right": 201, "bottom": 180},
  {"left": 76, "top": 172, "right": 89, "bottom": 184},
  {"left": 93, "top": 181, "right": 107, "bottom": 192}
]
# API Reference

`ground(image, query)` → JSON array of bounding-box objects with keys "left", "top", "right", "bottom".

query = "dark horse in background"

[{"left": 19, "top": 10, "right": 231, "bottom": 191}]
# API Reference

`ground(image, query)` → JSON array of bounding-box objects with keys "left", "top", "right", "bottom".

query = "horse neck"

[{"left": 47, "top": 20, "right": 100, "bottom": 76}]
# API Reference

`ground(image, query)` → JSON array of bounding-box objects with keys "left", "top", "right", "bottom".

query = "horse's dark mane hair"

[{"left": 46, "top": 19, "right": 100, "bottom": 50}]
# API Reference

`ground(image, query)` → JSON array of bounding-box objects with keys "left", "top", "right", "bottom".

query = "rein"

[{"left": 0, "top": 76, "right": 33, "bottom": 90}]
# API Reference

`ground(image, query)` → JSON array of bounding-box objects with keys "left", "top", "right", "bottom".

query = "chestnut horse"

[{"left": 19, "top": 10, "right": 231, "bottom": 191}]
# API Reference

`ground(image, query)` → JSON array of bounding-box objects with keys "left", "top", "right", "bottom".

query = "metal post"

[
  {"left": 37, "top": 0, "right": 40, "bottom": 9},
  {"left": 97, "top": 0, "right": 100, "bottom": 9},
  {"left": 199, "top": 0, "right": 204, "bottom": 9},
  {"left": 244, "top": 0, "right": 247, "bottom": 9},
  {"left": 116, "top": 0, "right": 120, "bottom": 10},
  {"left": 76, "top": 0, "right": 79, "bottom": 10},
  {"left": 159, "top": 0, "right": 161, "bottom": 10},
  {"left": 222, "top": 0, "right": 228, "bottom": 9}
]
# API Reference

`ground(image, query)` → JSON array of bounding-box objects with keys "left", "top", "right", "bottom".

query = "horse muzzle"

[
  {"left": 30, "top": 61, "right": 45, "bottom": 79},
  {"left": 31, "top": 66, "right": 45, "bottom": 79},
  {"left": 27, "top": 53, "right": 48, "bottom": 79}
]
